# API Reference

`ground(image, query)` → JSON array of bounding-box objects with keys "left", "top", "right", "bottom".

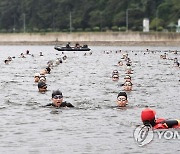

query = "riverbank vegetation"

[{"left": 0, "top": 0, "right": 179, "bottom": 33}]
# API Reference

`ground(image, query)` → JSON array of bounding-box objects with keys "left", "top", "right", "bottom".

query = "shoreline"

[
  {"left": 0, "top": 41, "right": 179, "bottom": 46},
  {"left": 0, "top": 32, "right": 180, "bottom": 46}
]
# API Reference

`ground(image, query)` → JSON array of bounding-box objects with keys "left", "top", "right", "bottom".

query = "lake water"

[{"left": 0, "top": 45, "right": 180, "bottom": 154}]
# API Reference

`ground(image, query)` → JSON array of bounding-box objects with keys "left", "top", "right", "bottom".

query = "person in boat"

[
  {"left": 66, "top": 42, "right": 71, "bottom": 48},
  {"left": 82, "top": 44, "right": 88, "bottom": 48},
  {"left": 141, "top": 108, "right": 180, "bottom": 129},
  {"left": 75, "top": 42, "right": 80, "bottom": 48},
  {"left": 45, "top": 90, "right": 74, "bottom": 108},
  {"left": 116, "top": 92, "right": 128, "bottom": 107}
]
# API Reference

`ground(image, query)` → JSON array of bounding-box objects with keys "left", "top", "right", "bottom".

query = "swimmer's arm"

[{"left": 164, "top": 120, "right": 179, "bottom": 128}]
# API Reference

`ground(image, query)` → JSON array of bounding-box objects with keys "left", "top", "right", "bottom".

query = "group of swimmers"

[
  {"left": 4, "top": 50, "right": 46, "bottom": 64},
  {"left": 108, "top": 49, "right": 180, "bottom": 129},
  {"left": 4, "top": 56, "right": 14, "bottom": 64},
  {"left": 142, "top": 49, "right": 180, "bottom": 129},
  {"left": 111, "top": 52, "right": 133, "bottom": 107},
  {"left": 4, "top": 50, "right": 33, "bottom": 64},
  {"left": 33, "top": 51, "right": 74, "bottom": 108},
  {"left": 160, "top": 50, "right": 180, "bottom": 68},
  {"left": 4, "top": 48, "right": 73, "bottom": 108},
  {"left": 4, "top": 47, "right": 180, "bottom": 129}
]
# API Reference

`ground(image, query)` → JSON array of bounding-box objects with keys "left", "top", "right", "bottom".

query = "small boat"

[{"left": 54, "top": 44, "right": 91, "bottom": 51}]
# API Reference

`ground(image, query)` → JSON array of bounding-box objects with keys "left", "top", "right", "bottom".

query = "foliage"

[{"left": 0, "top": 0, "right": 179, "bottom": 32}]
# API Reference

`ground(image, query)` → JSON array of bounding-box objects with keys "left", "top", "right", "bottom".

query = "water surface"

[{"left": 0, "top": 45, "right": 180, "bottom": 153}]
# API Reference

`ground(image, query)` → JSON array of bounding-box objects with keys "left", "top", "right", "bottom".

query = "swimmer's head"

[
  {"left": 117, "top": 92, "right": 128, "bottom": 107},
  {"left": 34, "top": 73, "right": 40, "bottom": 78},
  {"left": 117, "top": 92, "right": 127, "bottom": 100},
  {"left": 34, "top": 73, "right": 40, "bottom": 82},
  {"left": 39, "top": 76, "right": 46, "bottom": 82},
  {"left": 46, "top": 67, "right": 51, "bottom": 73},
  {"left": 38, "top": 81, "right": 47, "bottom": 92},
  {"left": 38, "top": 81, "right": 47, "bottom": 89},
  {"left": 141, "top": 108, "right": 156, "bottom": 124},
  {"left": 52, "top": 90, "right": 63, "bottom": 98},
  {"left": 124, "top": 75, "right": 131, "bottom": 80},
  {"left": 112, "top": 70, "right": 119, "bottom": 75}
]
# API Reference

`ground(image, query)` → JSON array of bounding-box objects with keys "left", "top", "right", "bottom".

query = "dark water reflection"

[{"left": 0, "top": 45, "right": 180, "bottom": 153}]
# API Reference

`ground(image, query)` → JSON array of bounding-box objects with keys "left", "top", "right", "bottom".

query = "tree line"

[{"left": 0, "top": 0, "right": 179, "bottom": 33}]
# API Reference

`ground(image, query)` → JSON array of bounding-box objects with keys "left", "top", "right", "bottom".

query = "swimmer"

[
  {"left": 34, "top": 73, "right": 40, "bottom": 82},
  {"left": 38, "top": 81, "right": 47, "bottom": 93},
  {"left": 40, "top": 69, "right": 47, "bottom": 75},
  {"left": 45, "top": 90, "right": 74, "bottom": 108},
  {"left": 40, "top": 52, "right": 43, "bottom": 56},
  {"left": 121, "top": 53, "right": 128, "bottom": 59},
  {"left": 112, "top": 70, "right": 119, "bottom": 76},
  {"left": 125, "top": 66, "right": 133, "bottom": 74},
  {"left": 47, "top": 60, "right": 54, "bottom": 67},
  {"left": 124, "top": 75, "right": 131, "bottom": 82},
  {"left": 55, "top": 59, "right": 60, "bottom": 65},
  {"left": 123, "top": 81, "right": 133, "bottom": 91},
  {"left": 112, "top": 74, "right": 119, "bottom": 81},
  {"left": 118, "top": 60, "right": 123, "bottom": 66},
  {"left": 62, "top": 55, "right": 67, "bottom": 60},
  {"left": 4, "top": 59, "right": 10, "bottom": 64},
  {"left": 141, "top": 108, "right": 180, "bottom": 129},
  {"left": 7, "top": 56, "right": 12, "bottom": 61},
  {"left": 116, "top": 92, "right": 128, "bottom": 107},
  {"left": 46, "top": 67, "right": 51, "bottom": 74},
  {"left": 39, "top": 76, "right": 46, "bottom": 83},
  {"left": 20, "top": 53, "right": 26, "bottom": 58},
  {"left": 26, "top": 50, "right": 30, "bottom": 55}
]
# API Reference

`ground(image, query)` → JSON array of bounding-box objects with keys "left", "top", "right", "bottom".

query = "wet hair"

[
  {"left": 4, "top": 60, "right": 9, "bottom": 63},
  {"left": 38, "top": 81, "right": 46, "bottom": 88},
  {"left": 117, "top": 92, "right": 127, "bottom": 100},
  {"left": 113, "top": 70, "right": 118, "bottom": 74},
  {"left": 126, "top": 63, "right": 131, "bottom": 66},
  {"left": 46, "top": 67, "right": 51, "bottom": 73},
  {"left": 52, "top": 90, "right": 63, "bottom": 98}
]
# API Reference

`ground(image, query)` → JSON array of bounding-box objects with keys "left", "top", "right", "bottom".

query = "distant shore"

[
  {"left": 0, "top": 32, "right": 180, "bottom": 46},
  {"left": 0, "top": 41, "right": 179, "bottom": 46}
]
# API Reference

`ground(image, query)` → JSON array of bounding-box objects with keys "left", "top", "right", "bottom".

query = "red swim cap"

[{"left": 141, "top": 108, "right": 156, "bottom": 122}]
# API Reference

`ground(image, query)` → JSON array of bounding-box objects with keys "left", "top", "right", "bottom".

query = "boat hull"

[{"left": 54, "top": 46, "right": 91, "bottom": 51}]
